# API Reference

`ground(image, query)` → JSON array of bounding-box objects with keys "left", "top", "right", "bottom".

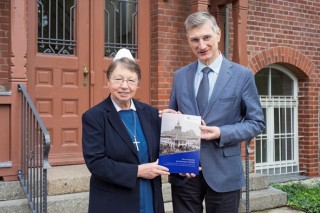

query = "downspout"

[{"left": 225, "top": 4, "right": 229, "bottom": 59}]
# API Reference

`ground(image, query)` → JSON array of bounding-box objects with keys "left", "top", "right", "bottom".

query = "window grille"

[
  {"left": 38, "top": 0, "right": 77, "bottom": 55},
  {"left": 104, "top": 0, "right": 138, "bottom": 58},
  {"left": 255, "top": 96, "right": 299, "bottom": 175}
]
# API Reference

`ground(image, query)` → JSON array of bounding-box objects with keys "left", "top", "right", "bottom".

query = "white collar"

[{"left": 111, "top": 98, "right": 136, "bottom": 112}]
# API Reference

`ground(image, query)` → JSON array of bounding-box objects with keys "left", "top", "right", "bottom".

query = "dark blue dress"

[{"left": 119, "top": 110, "right": 154, "bottom": 213}]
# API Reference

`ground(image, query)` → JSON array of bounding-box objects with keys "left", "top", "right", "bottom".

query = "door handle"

[
  {"left": 83, "top": 65, "right": 89, "bottom": 86},
  {"left": 83, "top": 66, "right": 89, "bottom": 76}
]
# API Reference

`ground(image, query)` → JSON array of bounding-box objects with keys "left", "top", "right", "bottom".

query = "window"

[
  {"left": 38, "top": 0, "right": 77, "bottom": 55},
  {"left": 104, "top": 0, "right": 138, "bottom": 58},
  {"left": 255, "top": 65, "right": 299, "bottom": 175}
]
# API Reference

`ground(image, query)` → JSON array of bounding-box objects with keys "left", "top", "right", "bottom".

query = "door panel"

[{"left": 0, "top": 105, "right": 10, "bottom": 164}]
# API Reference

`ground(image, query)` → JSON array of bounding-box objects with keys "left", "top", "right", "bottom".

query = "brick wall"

[
  {"left": 0, "top": 0, "right": 10, "bottom": 92},
  {"left": 151, "top": 0, "right": 193, "bottom": 108},
  {"left": 151, "top": 0, "right": 319, "bottom": 176},
  {"left": 246, "top": 0, "right": 320, "bottom": 176}
]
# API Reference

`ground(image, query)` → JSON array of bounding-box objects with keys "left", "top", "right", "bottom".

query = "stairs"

[{"left": 0, "top": 164, "right": 287, "bottom": 213}]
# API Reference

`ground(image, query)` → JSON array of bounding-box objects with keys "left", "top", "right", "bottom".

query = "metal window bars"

[
  {"left": 104, "top": 0, "right": 138, "bottom": 57},
  {"left": 38, "top": 0, "right": 77, "bottom": 55}
]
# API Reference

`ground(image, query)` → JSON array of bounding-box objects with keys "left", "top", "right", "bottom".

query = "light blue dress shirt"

[{"left": 194, "top": 53, "right": 223, "bottom": 101}]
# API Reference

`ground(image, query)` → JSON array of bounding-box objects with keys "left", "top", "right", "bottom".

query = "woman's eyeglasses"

[{"left": 111, "top": 77, "right": 138, "bottom": 86}]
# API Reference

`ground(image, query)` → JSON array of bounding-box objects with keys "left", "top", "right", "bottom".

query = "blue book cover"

[{"left": 159, "top": 113, "right": 201, "bottom": 174}]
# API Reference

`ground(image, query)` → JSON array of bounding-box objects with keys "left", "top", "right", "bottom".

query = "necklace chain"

[
  {"left": 121, "top": 111, "right": 139, "bottom": 151},
  {"left": 121, "top": 112, "right": 136, "bottom": 140}
]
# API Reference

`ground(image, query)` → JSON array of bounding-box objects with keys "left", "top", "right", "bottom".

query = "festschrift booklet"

[{"left": 159, "top": 113, "right": 201, "bottom": 174}]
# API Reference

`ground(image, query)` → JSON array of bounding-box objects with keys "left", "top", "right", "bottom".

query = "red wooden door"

[
  {"left": 27, "top": 0, "right": 150, "bottom": 166},
  {"left": 28, "top": 1, "right": 90, "bottom": 165}
]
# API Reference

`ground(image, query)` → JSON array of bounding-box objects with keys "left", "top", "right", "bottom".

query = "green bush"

[{"left": 271, "top": 180, "right": 320, "bottom": 213}]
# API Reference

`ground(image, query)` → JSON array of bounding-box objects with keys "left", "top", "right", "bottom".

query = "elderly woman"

[{"left": 82, "top": 49, "right": 169, "bottom": 213}]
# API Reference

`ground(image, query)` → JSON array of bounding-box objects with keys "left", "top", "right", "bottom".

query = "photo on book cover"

[{"left": 159, "top": 113, "right": 201, "bottom": 174}]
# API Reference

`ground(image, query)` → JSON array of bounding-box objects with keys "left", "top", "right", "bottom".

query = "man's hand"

[
  {"left": 200, "top": 125, "right": 221, "bottom": 140},
  {"left": 159, "top": 109, "right": 180, "bottom": 117},
  {"left": 179, "top": 167, "right": 202, "bottom": 178}
]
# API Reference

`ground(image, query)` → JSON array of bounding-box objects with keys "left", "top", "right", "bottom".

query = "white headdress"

[{"left": 113, "top": 48, "right": 135, "bottom": 62}]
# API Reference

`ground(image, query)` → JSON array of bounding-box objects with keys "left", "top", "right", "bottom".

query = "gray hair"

[
  {"left": 106, "top": 57, "right": 141, "bottom": 80},
  {"left": 184, "top": 11, "right": 220, "bottom": 34}
]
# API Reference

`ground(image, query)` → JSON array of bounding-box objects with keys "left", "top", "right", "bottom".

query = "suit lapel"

[
  {"left": 104, "top": 97, "right": 139, "bottom": 158},
  {"left": 203, "top": 58, "right": 233, "bottom": 118}
]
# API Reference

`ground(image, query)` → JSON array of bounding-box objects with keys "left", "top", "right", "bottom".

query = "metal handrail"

[{"left": 18, "top": 84, "right": 51, "bottom": 213}]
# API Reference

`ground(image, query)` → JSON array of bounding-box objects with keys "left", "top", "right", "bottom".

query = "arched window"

[{"left": 254, "top": 65, "right": 299, "bottom": 175}]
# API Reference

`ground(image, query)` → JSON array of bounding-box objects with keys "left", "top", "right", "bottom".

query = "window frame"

[{"left": 255, "top": 65, "right": 300, "bottom": 175}]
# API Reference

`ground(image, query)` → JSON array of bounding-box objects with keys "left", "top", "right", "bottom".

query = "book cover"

[{"left": 159, "top": 113, "right": 201, "bottom": 174}]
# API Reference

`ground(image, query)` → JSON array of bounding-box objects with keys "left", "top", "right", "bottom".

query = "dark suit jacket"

[
  {"left": 82, "top": 96, "right": 164, "bottom": 213},
  {"left": 169, "top": 57, "right": 266, "bottom": 192}
]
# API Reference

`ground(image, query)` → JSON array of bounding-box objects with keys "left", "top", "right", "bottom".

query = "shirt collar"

[
  {"left": 111, "top": 98, "right": 136, "bottom": 112},
  {"left": 197, "top": 52, "right": 223, "bottom": 74}
]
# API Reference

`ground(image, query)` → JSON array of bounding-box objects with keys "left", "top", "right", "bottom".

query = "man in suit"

[
  {"left": 167, "top": 11, "right": 266, "bottom": 213},
  {"left": 82, "top": 49, "right": 169, "bottom": 213}
]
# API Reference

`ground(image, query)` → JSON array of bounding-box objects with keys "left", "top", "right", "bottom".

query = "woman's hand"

[{"left": 137, "top": 160, "right": 170, "bottom": 179}]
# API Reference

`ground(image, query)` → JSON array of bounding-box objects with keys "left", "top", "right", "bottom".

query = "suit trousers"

[{"left": 171, "top": 172, "right": 241, "bottom": 213}]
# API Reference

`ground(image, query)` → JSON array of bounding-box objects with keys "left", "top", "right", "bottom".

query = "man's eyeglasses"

[{"left": 111, "top": 77, "right": 138, "bottom": 86}]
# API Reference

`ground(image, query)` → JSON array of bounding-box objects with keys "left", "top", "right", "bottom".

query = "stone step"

[
  {"left": 0, "top": 198, "right": 30, "bottom": 213},
  {"left": 47, "top": 164, "right": 90, "bottom": 196},
  {"left": 0, "top": 187, "right": 286, "bottom": 213},
  {"left": 243, "top": 172, "right": 269, "bottom": 191},
  {"left": 239, "top": 186, "right": 287, "bottom": 212},
  {"left": 0, "top": 192, "right": 89, "bottom": 213},
  {"left": 164, "top": 187, "right": 287, "bottom": 213},
  {"left": 0, "top": 180, "right": 25, "bottom": 201},
  {"left": 0, "top": 164, "right": 286, "bottom": 213},
  {"left": 162, "top": 172, "right": 269, "bottom": 192},
  {"left": 0, "top": 165, "right": 269, "bottom": 200}
]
